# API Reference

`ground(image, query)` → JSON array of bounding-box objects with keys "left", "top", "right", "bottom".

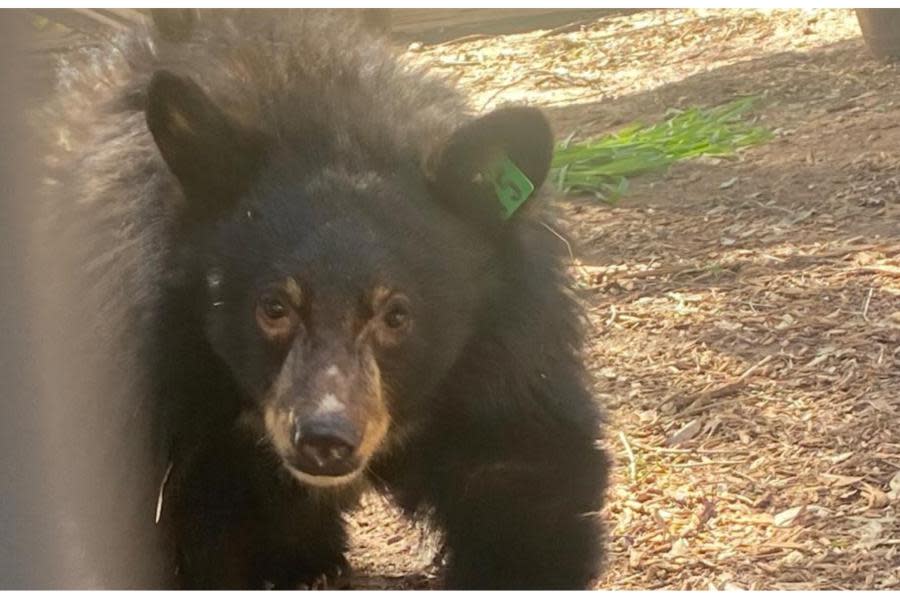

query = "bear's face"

[
  {"left": 145, "top": 70, "right": 553, "bottom": 487},
  {"left": 197, "top": 164, "right": 495, "bottom": 487}
]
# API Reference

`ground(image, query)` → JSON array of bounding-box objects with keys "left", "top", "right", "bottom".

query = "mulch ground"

[{"left": 346, "top": 9, "right": 900, "bottom": 590}]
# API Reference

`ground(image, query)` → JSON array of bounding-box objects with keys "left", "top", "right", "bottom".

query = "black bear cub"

[{"left": 49, "top": 10, "right": 608, "bottom": 589}]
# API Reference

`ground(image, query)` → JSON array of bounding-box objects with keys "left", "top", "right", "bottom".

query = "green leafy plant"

[{"left": 552, "top": 96, "right": 772, "bottom": 202}]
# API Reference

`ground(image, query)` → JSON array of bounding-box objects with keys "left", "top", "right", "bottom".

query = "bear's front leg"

[
  {"left": 426, "top": 435, "right": 609, "bottom": 589},
  {"left": 168, "top": 426, "right": 351, "bottom": 589}
]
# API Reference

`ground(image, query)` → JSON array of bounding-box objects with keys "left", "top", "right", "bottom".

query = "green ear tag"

[{"left": 488, "top": 156, "right": 535, "bottom": 220}]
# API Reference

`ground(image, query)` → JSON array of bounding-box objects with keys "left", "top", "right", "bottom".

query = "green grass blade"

[{"left": 551, "top": 96, "right": 771, "bottom": 203}]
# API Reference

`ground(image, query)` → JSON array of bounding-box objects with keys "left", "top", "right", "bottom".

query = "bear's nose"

[{"left": 290, "top": 417, "right": 360, "bottom": 477}]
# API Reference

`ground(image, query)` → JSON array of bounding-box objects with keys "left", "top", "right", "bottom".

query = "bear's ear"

[
  {"left": 146, "top": 70, "right": 265, "bottom": 217},
  {"left": 427, "top": 106, "right": 554, "bottom": 228}
]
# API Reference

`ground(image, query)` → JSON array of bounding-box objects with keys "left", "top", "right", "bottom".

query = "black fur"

[{"left": 38, "top": 10, "right": 608, "bottom": 589}]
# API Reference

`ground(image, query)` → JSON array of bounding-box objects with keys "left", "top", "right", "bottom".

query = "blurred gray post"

[
  {"left": 0, "top": 13, "right": 50, "bottom": 586},
  {"left": 0, "top": 12, "right": 169, "bottom": 588}
]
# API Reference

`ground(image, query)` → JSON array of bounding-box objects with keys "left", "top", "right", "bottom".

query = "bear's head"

[{"left": 145, "top": 70, "right": 553, "bottom": 487}]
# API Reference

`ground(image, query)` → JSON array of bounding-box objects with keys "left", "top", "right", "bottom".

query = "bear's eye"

[
  {"left": 261, "top": 296, "right": 287, "bottom": 320},
  {"left": 382, "top": 298, "right": 411, "bottom": 331},
  {"left": 256, "top": 293, "right": 298, "bottom": 340}
]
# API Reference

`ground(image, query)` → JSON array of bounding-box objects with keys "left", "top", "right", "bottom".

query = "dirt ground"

[{"left": 344, "top": 9, "right": 900, "bottom": 590}]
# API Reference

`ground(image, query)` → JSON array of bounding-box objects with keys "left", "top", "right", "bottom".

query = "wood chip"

[
  {"left": 667, "top": 419, "right": 703, "bottom": 447},
  {"left": 774, "top": 506, "right": 804, "bottom": 528}
]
